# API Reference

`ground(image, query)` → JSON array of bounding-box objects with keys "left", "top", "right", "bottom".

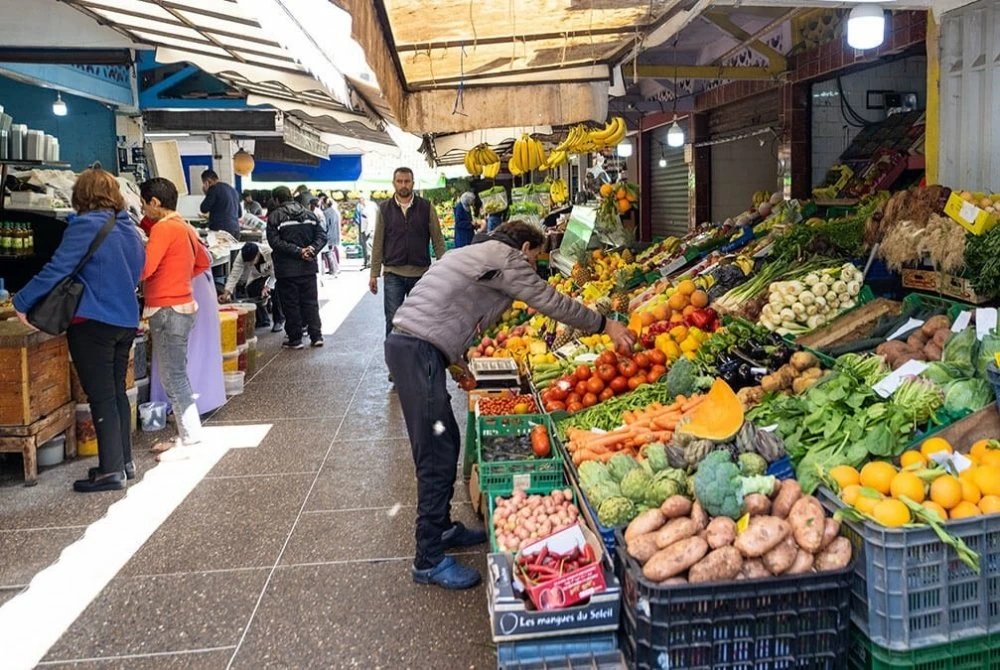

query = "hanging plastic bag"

[{"left": 480, "top": 186, "right": 508, "bottom": 216}]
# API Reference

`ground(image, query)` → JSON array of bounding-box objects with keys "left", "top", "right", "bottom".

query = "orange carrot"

[{"left": 681, "top": 395, "right": 705, "bottom": 413}]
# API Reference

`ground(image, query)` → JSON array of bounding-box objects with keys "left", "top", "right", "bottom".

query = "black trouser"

[
  {"left": 67, "top": 320, "right": 134, "bottom": 475},
  {"left": 277, "top": 274, "right": 321, "bottom": 343},
  {"left": 358, "top": 228, "right": 370, "bottom": 266},
  {"left": 245, "top": 277, "right": 280, "bottom": 328},
  {"left": 384, "top": 333, "right": 460, "bottom": 569}
]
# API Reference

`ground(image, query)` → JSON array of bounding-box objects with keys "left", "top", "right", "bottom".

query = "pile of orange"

[{"left": 834, "top": 437, "right": 1000, "bottom": 526}]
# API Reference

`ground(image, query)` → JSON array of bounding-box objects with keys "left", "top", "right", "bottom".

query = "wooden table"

[{"left": 0, "top": 401, "right": 76, "bottom": 485}]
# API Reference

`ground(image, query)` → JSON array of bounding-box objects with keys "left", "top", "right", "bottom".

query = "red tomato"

[
  {"left": 557, "top": 376, "right": 575, "bottom": 390},
  {"left": 547, "top": 400, "right": 567, "bottom": 412},
  {"left": 582, "top": 392, "right": 598, "bottom": 408},
  {"left": 549, "top": 386, "right": 568, "bottom": 402},
  {"left": 618, "top": 359, "right": 639, "bottom": 378},
  {"left": 596, "top": 351, "right": 617, "bottom": 367},
  {"left": 574, "top": 381, "right": 589, "bottom": 397},
  {"left": 634, "top": 352, "right": 651, "bottom": 370},
  {"left": 648, "top": 349, "right": 667, "bottom": 366},
  {"left": 628, "top": 375, "right": 646, "bottom": 391},
  {"left": 566, "top": 393, "right": 582, "bottom": 406},
  {"left": 575, "top": 365, "right": 592, "bottom": 381},
  {"left": 596, "top": 363, "right": 617, "bottom": 382},
  {"left": 609, "top": 376, "right": 629, "bottom": 394},
  {"left": 586, "top": 376, "right": 606, "bottom": 395},
  {"left": 599, "top": 387, "right": 615, "bottom": 402},
  {"left": 567, "top": 401, "right": 584, "bottom": 413},
  {"left": 647, "top": 365, "right": 667, "bottom": 383}
]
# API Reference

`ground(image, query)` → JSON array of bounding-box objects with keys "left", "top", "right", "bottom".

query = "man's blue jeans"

[{"left": 383, "top": 272, "right": 421, "bottom": 338}]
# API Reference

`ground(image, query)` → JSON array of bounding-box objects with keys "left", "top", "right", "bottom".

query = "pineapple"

[
  {"left": 571, "top": 263, "right": 593, "bottom": 287},
  {"left": 609, "top": 269, "right": 632, "bottom": 313},
  {"left": 621, "top": 248, "right": 635, "bottom": 264},
  {"left": 551, "top": 325, "right": 577, "bottom": 350}
]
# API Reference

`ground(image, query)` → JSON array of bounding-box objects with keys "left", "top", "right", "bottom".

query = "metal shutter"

[{"left": 648, "top": 126, "right": 690, "bottom": 239}]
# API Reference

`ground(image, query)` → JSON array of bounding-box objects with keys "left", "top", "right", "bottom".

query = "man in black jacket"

[{"left": 266, "top": 186, "right": 327, "bottom": 349}]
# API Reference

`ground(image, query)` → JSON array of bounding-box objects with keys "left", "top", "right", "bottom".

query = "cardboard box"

[
  {"left": 901, "top": 268, "right": 990, "bottom": 305},
  {"left": 944, "top": 192, "right": 999, "bottom": 236},
  {"left": 517, "top": 525, "right": 606, "bottom": 611},
  {"left": 486, "top": 528, "right": 620, "bottom": 643}
]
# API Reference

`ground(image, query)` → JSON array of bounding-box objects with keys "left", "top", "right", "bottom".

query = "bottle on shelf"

[
  {"left": 24, "top": 222, "right": 34, "bottom": 256},
  {"left": 0, "top": 222, "right": 11, "bottom": 256},
  {"left": 12, "top": 223, "right": 24, "bottom": 257}
]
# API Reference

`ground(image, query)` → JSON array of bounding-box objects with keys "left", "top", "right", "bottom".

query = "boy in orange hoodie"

[{"left": 139, "top": 178, "right": 212, "bottom": 455}]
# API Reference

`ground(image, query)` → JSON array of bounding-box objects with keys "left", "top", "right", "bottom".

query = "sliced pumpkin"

[{"left": 679, "top": 379, "right": 744, "bottom": 442}]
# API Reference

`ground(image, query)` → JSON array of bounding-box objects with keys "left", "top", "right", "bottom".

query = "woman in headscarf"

[{"left": 452, "top": 191, "right": 477, "bottom": 248}]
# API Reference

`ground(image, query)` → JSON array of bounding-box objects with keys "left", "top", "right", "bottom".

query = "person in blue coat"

[
  {"left": 13, "top": 167, "right": 145, "bottom": 492},
  {"left": 453, "top": 191, "right": 477, "bottom": 248}
]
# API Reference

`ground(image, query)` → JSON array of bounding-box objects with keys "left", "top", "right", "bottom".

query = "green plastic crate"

[
  {"left": 487, "top": 481, "right": 574, "bottom": 553},
  {"left": 477, "top": 414, "right": 565, "bottom": 497},
  {"left": 901, "top": 292, "right": 971, "bottom": 322},
  {"left": 848, "top": 626, "right": 1000, "bottom": 670}
]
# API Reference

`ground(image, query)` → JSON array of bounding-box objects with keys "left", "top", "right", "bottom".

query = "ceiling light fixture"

[
  {"left": 658, "top": 155, "right": 667, "bottom": 168},
  {"left": 617, "top": 140, "right": 633, "bottom": 158},
  {"left": 52, "top": 93, "right": 67, "bottom": 117},
  {"left": 847, "top": 5, "right": 886, "bottom": 50}
]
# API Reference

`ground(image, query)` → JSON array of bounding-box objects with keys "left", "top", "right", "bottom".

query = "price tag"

[
  {"left": 751, "top": 367, "right": 768, "bottom": 376},
  {"left": 512, "top": 474, "right": 531, "bottom": 492},
  {"left": 886, "top": 318, "right": 925, "bottom": 341},
  {"left": 952, "top": 311, "right": 972, "bottom": 333},
  {"left": 975, "top": 308, "right": 997, "bottom": 341},
  {"left": 960, "top": 201, "right": 981, "bottom": 224},
  {"left": 873, "top": 359, "right": 929, "bottom": 398},
  {"left": 659, "top": 256, "right": 688, "bottom": 277}
]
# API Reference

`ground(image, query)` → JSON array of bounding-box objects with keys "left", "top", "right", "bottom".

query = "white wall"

[
  {"left": 0, "top": 0, "right": 136, "bottom": 48},
  {"left": 811, "top": 56, "right": 927, "bottom": 186},
  {"left": 711, "top": 136, "right": 778, "bottom": 221}
]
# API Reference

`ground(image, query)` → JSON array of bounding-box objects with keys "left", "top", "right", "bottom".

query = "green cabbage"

[
  {"left": 976, "top": 331, "right": 1000, "bottom": 380},
  {"left": 944, "top": 378, "right": 993, "bottom": 416},
  {"left": 943, "top": 327, "right": 977, "bottom": 378}
]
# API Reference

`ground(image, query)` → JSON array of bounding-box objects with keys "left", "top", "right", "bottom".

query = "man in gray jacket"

[{"left": 387, "top": 221, "right": 635, "bottom": 590}]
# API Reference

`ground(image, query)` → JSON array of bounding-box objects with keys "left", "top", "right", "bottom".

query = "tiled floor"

[{"left": 1, "top": 268, "right": 496, "bottom": 669}]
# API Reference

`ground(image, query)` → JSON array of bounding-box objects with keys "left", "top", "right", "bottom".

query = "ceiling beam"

[
  {"left": 701, "top": 11, "right": 787, "bottom": 70},
  {"left": 395, "top": 26, "right": 642, "bottom": 52},
  {"left": 406, "top": 61, "right": 610, "bottom": 89},
  {"left": 0, "top": 48, "right": 133, "bottom": 65},
  {"left": 713, "top": 8, "right": 799, "bottom": 66},
  {"left": 635, "top": 64, "right": 783, "bottom": 80}
]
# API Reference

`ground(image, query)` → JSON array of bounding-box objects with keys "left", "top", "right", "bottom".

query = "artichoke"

[
  {"left": 738, "top": 452, "right": 768, "bottom": 477},
  {"left": 597, "top": 496, "right": 638, "bottom": 527},
  {"left": 584, "top": 480, "right": 622, "bottom": 508},
  {"left": 642, "top": 443, "right": 670, "bottom": 473},
  {"left": 608, "top": 453, "right": 640, "bottom": 483},
  {"left": 644, "top": 477, "right": 680, "bottom": 508},
  {"left": 621, "top": 467, "right": 654, "bottom": 504},
  {"left": 578, "top": 461, "right": 613, "bottom": 489},
  {"left": 654, "top": 467, "right": 688, "bottom": 491}
]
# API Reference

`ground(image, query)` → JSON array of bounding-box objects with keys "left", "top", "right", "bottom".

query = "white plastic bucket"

[
  {"left": 139, "top": 401, "right": 167, "bottom": 432},
  {"left": 224, "top": 371, "right": 245, "bottom": 396}
]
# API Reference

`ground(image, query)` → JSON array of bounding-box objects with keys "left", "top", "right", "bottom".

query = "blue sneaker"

[
  {"left": 441, "top": 522, "right": 487, "bottom": 549},
  {"left": 411, "top": 556, "right": 481, "bottom": 590}
]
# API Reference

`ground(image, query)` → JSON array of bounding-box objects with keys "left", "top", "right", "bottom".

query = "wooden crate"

[
  {"left": 0, "top": 401, "right": 76, "bottom": 485},
  {"left": 70, "top": 344, "right": 135, "bottom": 403},
  {"left": 0, "top": 322, "right": 71, "bottom": 427},
  {"left": 796, "top": 298, "right": 903, "bottom": 350}
]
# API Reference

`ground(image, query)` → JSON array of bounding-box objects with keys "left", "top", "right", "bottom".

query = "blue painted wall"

[
  {"left": 0, "top": 75, "right": 117, "bottom": 172},
  {"left": 251, "top": 155, "right": 362, "bottom": 183}
]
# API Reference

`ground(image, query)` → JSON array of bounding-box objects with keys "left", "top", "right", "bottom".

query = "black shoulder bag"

[{"left": 27, "top": 213, "right": 117, "bottom": 335}]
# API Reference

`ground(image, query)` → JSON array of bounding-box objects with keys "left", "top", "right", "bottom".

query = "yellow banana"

[
  {"left": 605, "top": 117, "right": 626, "bottom": 145},
  {"left": 481, "top": 145, "right": 499, "bottom": 164},
  {"left": 483, "top": 161, "right": 500, "bottom": 179},
  {"left": 464, "top": 149, "right": 477, "bottom": 175},
  {"left": 532, "top": 138, "right": 546, "bottom": 171}
]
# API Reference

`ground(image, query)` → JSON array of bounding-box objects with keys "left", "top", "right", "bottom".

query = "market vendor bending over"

[{"left": 387, "top": 220, "right": 636, "bottom": 590}]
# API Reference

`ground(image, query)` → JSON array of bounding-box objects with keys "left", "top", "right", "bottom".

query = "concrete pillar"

[
  {"left": 691, "top": 113, "right": 711, "bottom": 226},
  {"left": 210, "top": 133, "right": 236, "bottom": 186},
  {"left": 779, "top": 82, "right": 811, "bottom": 200}
]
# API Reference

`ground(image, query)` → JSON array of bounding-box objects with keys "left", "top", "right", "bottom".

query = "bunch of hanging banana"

[
  {"left": 549, "top": 178, "right": 568, "bottom": 205},
  {"left": 464, "top": 143, "right": 500, "bottom": 176},
  {"left": 586, "top": 116, "right": 627, "bottom": 150},
  {"left": 509, "top": 134, "right": 546, "bottom": 175},
  {"left": 751, "top": 190, "right": 772, "bottom": 207},
  {"left": 553, "top": 124, "right": 591, "bottom": 155},
  {"left": 482, "top": 161, "right": 501, "bottom": 179},
  {"left": 544, "top": 149, "right": 568, "bottom": 170}
]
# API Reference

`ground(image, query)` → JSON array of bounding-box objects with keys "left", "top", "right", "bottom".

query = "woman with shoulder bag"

[{"left": 13, "top": 167, "right": 145, "bottom": 492}]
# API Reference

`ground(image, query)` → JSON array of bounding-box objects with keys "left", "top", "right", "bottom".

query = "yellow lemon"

[
  {"left": 974, "top": 465, "right": 1000, "bottom": 496},
  {"left": 922, "top": 501, "right": 948, "bottom": 523},
  {"left": 961, "top": 478, "right": 982, "bottom": 505},
  {"left": 855, "top": 490, "right": 883, "bottom": 515},
  {"left": 841, "top": 484, "right": 861, "bottom": 507},
  {"left": 978, "top": 495, "right": 1000, "bottom": 515}
]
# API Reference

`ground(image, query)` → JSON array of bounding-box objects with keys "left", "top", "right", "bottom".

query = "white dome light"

[
  {"left": 666, "top": 120, "right": 685, "bottom": 148},
  {"left": 847, "top": 5, "right": 886, "bottom": 50},
  {"left": 617, "top": 140, "right": 633, "bottom": 158},
  {"left": 658, "top": 157, "right": 667, "bottom": 168},
  {"left": 52, "top": 93, "right": 67, "bottom": 117}
]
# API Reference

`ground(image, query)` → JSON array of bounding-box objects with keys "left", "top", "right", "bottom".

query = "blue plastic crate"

[
  {"left": 498, "top": 651, "right": 626, "bottom": 670},
  {"left": 496, "top": 631, "right": 619, "bottom": 669}
]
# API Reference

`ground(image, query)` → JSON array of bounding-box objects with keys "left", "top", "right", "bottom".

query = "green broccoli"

[
  {"left": 598, "top": 496, "right": 638, "bottom": 527},
  {"left": 621, "top": 468, "right": 653, "bottom": 504},
  {"left": 738, "top": 452, "right": 768, "bottom": 477},
  {"left": 608, "top": 453, "right": 640, "bottom": 483},
  {"left": 642, "top": 443, "right": 670, "bottom": 473},
  {"left": 583, "top": 480, "right": 622, "bottom": 508},
  {"left": 694, "top": 450, "right": 777, "bottom": 519},
  {"left": 578, "top": 461, "right": 613, "bottom": 489},
  {"left": 666, "top": 357, "right": 698, "bottom": 399}
]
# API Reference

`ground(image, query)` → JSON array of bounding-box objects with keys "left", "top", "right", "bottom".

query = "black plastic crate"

[{"left": 616, "top": 531, "right": 853, "bottom": 670}]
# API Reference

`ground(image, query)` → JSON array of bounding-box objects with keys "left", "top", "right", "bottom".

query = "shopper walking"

[
  {"left": 453, "top": 191, "right": 477, "bottom": 248},
  {"left": 266, "top": 186, "right": 327, "bottom": 349},
  {"left": 140, "top": 177, "right": 212, "bottom": 458},
  {"left": 355, "top": 194, "right": 373, "bottom": 269},
  {"left": 369, "top": 167, "right": 447, "bottom": 339},
  {"left": 386, "top": 220, "right": 635, "bottom": 589},
  {"left": 13, "top": 167, "right": 144, "bottom": 492},
  {"left": 199, "top": 170, "right": 241, "bottom": 238},
  {"left": 320, "top": 194, "right": 341, "bottom": 276}
]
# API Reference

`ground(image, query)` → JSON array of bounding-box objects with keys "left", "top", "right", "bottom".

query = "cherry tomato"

[
  {"left": 582, "top": 392, "right": 598, "bottom": 408},
  {"left": 633, "top": 352, "right": 651, "bottom": 370},
  {"left": 599, "top": 388, "right": 615, "bottom": 402},
  {"left": 575, "top": 365, "right": 592, "bottom": 381},
  {"left": 586, "top": 376, "right": 605, "bottom": 395},
  {"left": 618, "top": 360, "right": 639, "bottom": 378},
  {"left": 648, "top": 349, "right": 667, "bottom": 366},
  {"left": 609, "top": 376, "right": 629, "bottom": 394}
]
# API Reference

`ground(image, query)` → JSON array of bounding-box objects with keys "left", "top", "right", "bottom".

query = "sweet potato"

[
  {"left": 924, "top": 342, "right": 943, "bottom": 361},
  {"left": 643, "top": 536, "right": 709, "bottom": 582},
  {"left": 705, "top": 517, "right": 737, "bottom": 549},
  {"left": 771, "top": 480, "right": 802, "bottom": 519},
  {"left": 743, "top": 493, "right": 772, "bottom": 516},
  {"left": 932, "top": 328, "right": 951, "bottom": 348},
  {"left": 876, "top": 340, "right": 908, "bottom": 358},
  {"left": 787, "top": 550, "right": 815, "bottom": 574},
  {"left": 653, "top": 517, "right": 700, "bottom": 549},
  {"left": 733, "top": 516, "right": 791, "bottom": 558},
  {"left": 788, "top": 495, "right": 826, "bottom": 552},
  {"left": 627, "top": 533, "right": 661, "bottom": 565},
  {"left": 659, "top": 495, "right": 692, "bottom": 520},
  {"left": 690, "top": 500, "right": 709, "bottom": 530},
  {"left": 815, "top": 537, "right": 852, "bottom": 571},
  {"left": 689, "top": 546, "right": 744, "bottom": 584},
  {"left": 739, "top": 558, "right": 770, "bottom": 580},
  {"left": 907, "top": 332, "right": 928, "bottom": 351},
  {"left": 626, "top": 509, "right": 667, "bottom": 544},
  {"left": 820, "top": 518, "right": 841, "bottom": 551},
  {"left": 922, "top": 315, "right": 951, "bottom": 338},
  {"left": 762, "top": 536, "right": 798, "bottom": 575},
  {"left": 659, "top": 577, "right": 687, "bottom": 585}
]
